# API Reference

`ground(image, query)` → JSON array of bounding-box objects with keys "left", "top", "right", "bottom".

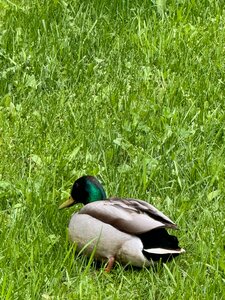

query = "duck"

[{"left": 59, "top": 175, "right": 185, "bottom": 272}]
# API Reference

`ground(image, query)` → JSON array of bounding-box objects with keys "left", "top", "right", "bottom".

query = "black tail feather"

[{"left": 138, "top": 228, "right": 181, "bottom": 262}]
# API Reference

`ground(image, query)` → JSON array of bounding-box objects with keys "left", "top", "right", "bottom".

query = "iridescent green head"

[{"left": 59, "top": 176, "right": 106, "bottom": 209}]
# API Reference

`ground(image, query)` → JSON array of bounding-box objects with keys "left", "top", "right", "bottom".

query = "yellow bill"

[{"left": 59, "top": 196, "right": 75, "bottom": 209}]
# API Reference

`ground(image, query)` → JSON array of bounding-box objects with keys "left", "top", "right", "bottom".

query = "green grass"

[{"left": 1, "top": 0, "right": 225, "bottom": 298}]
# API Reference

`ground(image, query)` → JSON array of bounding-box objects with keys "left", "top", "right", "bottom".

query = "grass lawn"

[{"left": 1, "top": 0, "right": 225, "bottom": 298}]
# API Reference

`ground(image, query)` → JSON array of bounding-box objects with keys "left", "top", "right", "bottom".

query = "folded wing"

[{"left": 78, "top": 198, "right": 177, "bottom": 234}]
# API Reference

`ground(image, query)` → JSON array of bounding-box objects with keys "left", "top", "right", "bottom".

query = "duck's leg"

[{"left": 105, "top": 257, "right": 115, "bottom": 272}]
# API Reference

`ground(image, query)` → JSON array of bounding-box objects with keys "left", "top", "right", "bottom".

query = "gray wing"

[{"left": 78, "top": 198, "right": 178, "bottom": 234}]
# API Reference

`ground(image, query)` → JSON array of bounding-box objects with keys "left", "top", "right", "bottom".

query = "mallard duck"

[{"left": 59, "top": 175, "right": 185, "bottom": 271}]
